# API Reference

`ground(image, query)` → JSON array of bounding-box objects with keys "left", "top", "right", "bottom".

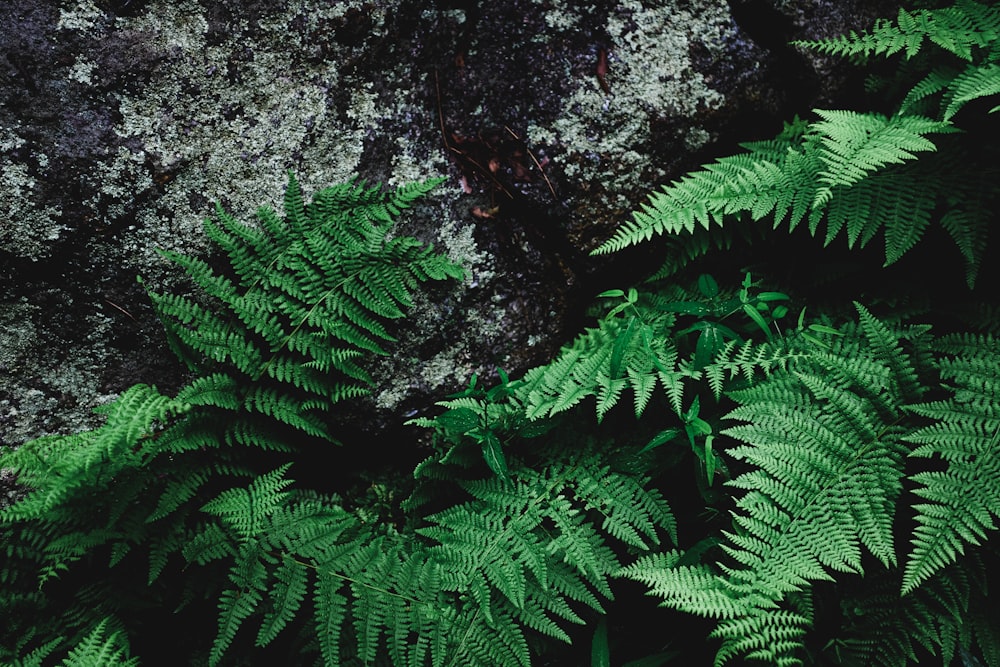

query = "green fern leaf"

[
  {"left": 314, "top": 571, "right": 349, "bottom": 667},
  {"left": 943, "top": 62, "right": 1000, "bottom": 119},
  {"left": 211, "top": 581, "right": 265, "bottom": 667},
  {"left": 255, "top": 557, "right": 308, "bottom": 647},
  {"left": 902, "top": 335, "right": 1000, "bottom": 594},
  {"left": 200, "top": 464, "right": 294, "bottom": 541},
  {"left": 812, "top": 110, "right": 951, "bottom": 207},
  {"left": 146, "top": 173, "right": 465, "bottom": 440},
  {"left": 58, "top": 619, "right": 138, "bottom": 667},
  {"left": 793, "top": 2, "right": 1000, "bottom": 62}
]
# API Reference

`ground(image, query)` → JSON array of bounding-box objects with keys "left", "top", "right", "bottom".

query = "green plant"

[
  {"left": 595, "top": 1, "right": 1000, "bottom": 289},
  {"left": 0, "top": 174, "right": 675, "bottom": 666},
  {"left": 4, "top": 1, "right": 1000, "bottom": 666}
]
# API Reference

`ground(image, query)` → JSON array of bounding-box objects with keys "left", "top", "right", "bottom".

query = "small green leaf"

[
  {"left": 639, "top": 427, "right": 682, "bottom": 453},
  {"left": 597, "top": 289, "right": 625, "bottom": 298},
  {"left": 755, "top": 291, "right": 790, "bottom": 302},
  {"left": 686, "top": 395, "right": 701, "bottom": 420},
  {"left": 610, "top": 316, "right": 639, "bottom": 380},
  {"left": 743, "top": 303, "right": 772, "bottom": 339},
  {"left": 697, "top": 273, "right": 719, "bottom": 298},
  {"left": 435, "top": 407, "right": 480, "bottom": 433},
  {"left": 686, "top": 418, "right": 712, "bottom": 441},
  {"left": 694, "top": 325, "right": 724, "bottom": 369},
  {"left": 481, "top": 433, "right": 509, "bottom": 480},
  {"left": 591, "top": 619, "right": 610, "bottom": 667}
]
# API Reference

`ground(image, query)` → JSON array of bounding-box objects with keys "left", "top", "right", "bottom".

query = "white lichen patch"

[
  {"left": 437, "top": 216, "right": 494, "bottom": 286},
  {"left": 56, "top": 0, "right": 105, "bottom": 33},
  {"left": 68, "top": 58, "right": 98, "bottom": 85},
  {"left": 110, "top": 0, "right": 391, "bottom": 279},
  {"left": 81, "top": 145, "right": 152, "bottom": 221},
  {"left": 420, "top": 344, "right": 475, "bottom": 391},
  {"left": 530, "top": 0, "right": 730, "bottom": 207},
  {"left": 388, "top": 137, "right": 446, "bottom": 188},
  {"left": 0, "top": 163, "right": 65, "bottom": 257}
]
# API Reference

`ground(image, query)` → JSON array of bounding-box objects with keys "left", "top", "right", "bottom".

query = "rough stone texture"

[{"left": 1, "top": 0, "right": 896, "bottom": 447}]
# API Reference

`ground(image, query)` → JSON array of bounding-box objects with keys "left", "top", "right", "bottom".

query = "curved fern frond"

[
  {"left": 624, "top": 306, "right": 919, "bottom": 665},
  {"left": 58, "top": 619, "right": 139, "bottom": 667},
  {"left": 792, "top": 1, "right": 1000, "bottom": 62},
  {"left": 811, "top": 110, "right": 951, "bottom": 208},
  {"left": 591, "top": 112, "right": 969, "bottom": 279},
  {"left": 902, "top": 334, "right": 1000, "bottom": 595},
  {"left": 146, "top": 173, "right": 465, "bottom": 439},
  {"left": 0, "top": 385, "right": 187, "bottom": 521},
  {"left": 942, "top": 62, "right": 1000, "bottom": 119}
]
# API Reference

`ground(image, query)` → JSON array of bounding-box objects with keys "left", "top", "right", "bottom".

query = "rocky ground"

[{"left": 1, "top": 0, "right": 895, "bottom": 449}]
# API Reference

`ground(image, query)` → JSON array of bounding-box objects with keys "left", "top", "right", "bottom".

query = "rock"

[{"left": 0, "top": 0, "right": 896, "bottom": 446}]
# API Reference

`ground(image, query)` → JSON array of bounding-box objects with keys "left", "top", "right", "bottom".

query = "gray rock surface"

[{"left": 1, "top": 0, "right": 895, "bottom": 447}]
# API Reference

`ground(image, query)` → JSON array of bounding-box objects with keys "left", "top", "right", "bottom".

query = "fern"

[
  {"left": 516, "top": 300, "right": 685, "bottom": 421},
  {"left": 57, "top": 619, "right": 139, "bottom": 667},
  {"left": 6, "top": 2, "right": 1000, "bottom": 663},
  {"left": 594, "top": 3, "right": 1000, "bottom": 288},
  {"left": 620, "top": 305, "right": 928, "bottom": 665},
  {"left": 825, "top": 560, "right": 998, "bottom": 667},
  {"left": 792, "top": 1, "right": 1000, "bottom": 62},
  {"left": 592, "top": 112, "right": 969, "bottom": 277},
  {"left": 184, "top": 449, "right": 674, "bottom": 667},
  {"left": 1, "top": 174, "right": 468, "bottom": 666},
  {"left": 145, "top": 172, "right": 465, "bottom": 439},
  {"left": 902, "top": 333, "right": 1000, "bottom": 594}
]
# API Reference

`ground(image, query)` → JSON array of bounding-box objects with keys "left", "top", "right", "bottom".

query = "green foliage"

[
  {"left": 593, "top": 1, "right": 1000, "bottom": 288},
  {"left": 0, "top": 174, "right": 674, "bottom": 667},
  {"left": 4, "top": 2, "right": 1000, "bottom": 666},
  {"left": 792, "top": 1, "right": 1000, "bottom": 62},
  {"left": 145, "top": 173, "right": 465, "bottom": 440},
  {"left": 903, "top": 333, "right": 1000, "bottom": 594}
]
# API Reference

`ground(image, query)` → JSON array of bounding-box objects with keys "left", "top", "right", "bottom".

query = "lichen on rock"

[{"left": 1, "top": 0, "right": 894, "bottom": 447}]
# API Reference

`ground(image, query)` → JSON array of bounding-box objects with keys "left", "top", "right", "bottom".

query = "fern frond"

[
  {"left": 592, "top": 122, "right": 816, "bottom": 255},
  {"left": 591, "top": 110, "right": 967, "bottom": 277},
  {"left": 59, "top": 619, "right": 139, "bottom": 667},
  {"left": 942, "top": 62, "right": 1000, "bottom": 119},
  {"left": 712, "top": 606, "right": 810, "bottom": 667},
  {"left": 793, "top": 2, "right": 1000, "bottom": 61},
  {"left": 518, "top": 299, "right": 680, "bottom": 421},
  {"left": 811, "top": 110, "right": 951, "bottom": 208},
  {"left": 200, "top": 464, "right": 294, "bottom": 542},
  {"left": 902, "top": 334, "right": 1000, "bottom": 594},
  {"left": 626, "top": 309, "right": 920, "bottom": 665},
  {"left": 314, "top": 570, "right": 349, "bottom": 667},
  {"left": 0, "top": 385, "right": 187, "bottom": 521},
  {"left": 146, "top": 173, "right": 465, "bottom": 440},
  {"left": 212, "top": 575, "right": 266, "bottom": 667},
  {"left": 703, "top": 339, "right": 806, "bottom": 400},
  {"left": 619, "top": 552, "right": 751, "bottom": 619},
  {"left": 413, "top": 454, "right": 673, "bottom": 662},
  {"left": 830, "top": 561, "right": 982, "bottom": 667}
]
